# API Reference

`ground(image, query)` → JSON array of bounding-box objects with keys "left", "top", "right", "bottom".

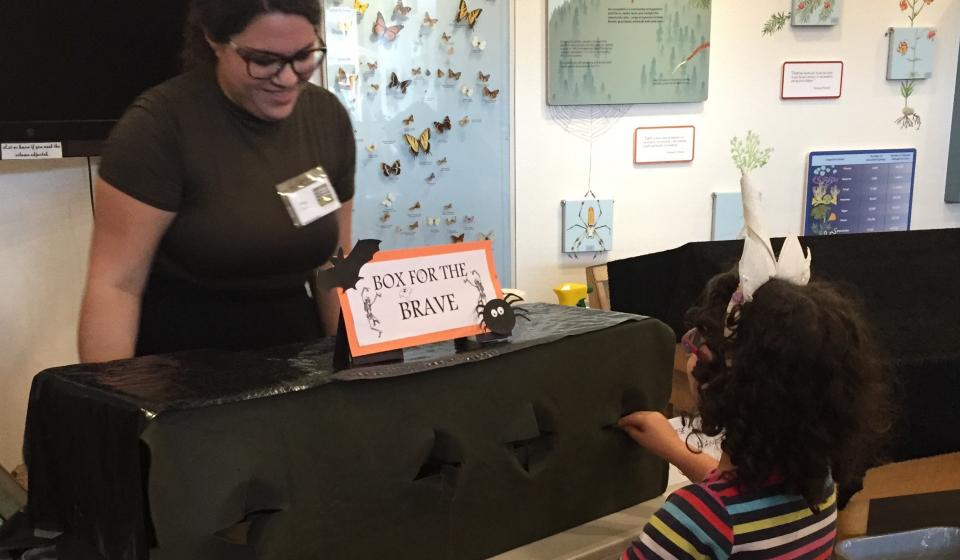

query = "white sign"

[
  {"left": 339, "top": 241, "right": 502, "bottom": 356},
  {"left": 633, "top": 126, "right": 695, "bottom": 164},
  {"left": 1, "top": 142, "right": 63, "bottom": 160},
  {"left": 781, "top": 61, "right": 844, "bottom": 99}
]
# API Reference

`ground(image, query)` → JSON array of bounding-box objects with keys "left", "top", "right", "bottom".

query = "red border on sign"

[
  {"left": 633, "top": 126, "right": 696, "bottom": 165},
  {"left": 338, "top": 240, "right": 502, "bottom": 357},
  {"left": 781, "top": 61, "right": 844, "bottom": 100}
]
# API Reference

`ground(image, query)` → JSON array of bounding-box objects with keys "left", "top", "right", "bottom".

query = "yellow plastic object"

[{"left": 553, "top": 283, "right": 588, "bottom": 306}]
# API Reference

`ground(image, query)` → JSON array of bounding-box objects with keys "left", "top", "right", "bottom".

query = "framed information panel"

[{"left": 804, "top": 149, "right": 916, "bottom": 236}]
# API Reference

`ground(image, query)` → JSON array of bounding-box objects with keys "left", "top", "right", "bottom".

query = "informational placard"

[
  {"left": 781, "top": 61, "right": 843, "bottom": 99},
  {"left": 804, "top": 149, "right": 916, "bottom": 236},
  {"left": 546, "top": 0, "right": 711, "bottom": 105},
  {"left": 339, "top": 241, "right": 502, "bottom": 356},
  {"left": 1, "top": 142, "right": 63, "bottom": 160},
  {"left": 633, "top": 126, "right": 695, "bottom": 164}
]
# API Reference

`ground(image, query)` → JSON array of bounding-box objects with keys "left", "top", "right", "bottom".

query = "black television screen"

[{"left": 0, "top": 1, "right": 189, "bottom": 154}]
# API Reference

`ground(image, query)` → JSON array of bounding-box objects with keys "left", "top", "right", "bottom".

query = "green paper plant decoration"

[
  {"left": 730, "top": 131, "right": 773, "bottom": 174},
  {"left": 762, "top": 0, "right": 837, "bottom": 36}
]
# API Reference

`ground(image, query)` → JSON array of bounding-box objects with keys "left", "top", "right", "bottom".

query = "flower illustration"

[
  {"left": 928, "top": 30, "right": 937, "bottom": 39},
  {"left": 798, "top": 2, "right": 806, "bottom": 8},
  {"left": 900, "top": 0, "right": 909, "bottom": 10},
  {"left": 898, "top": 41, "right": 910, "bottom": 54},
  {"left": 924, "top": 0, "right": 934, "bottom": 5},
  {"left": 824, "top": 1, "right": 831, "bottom": 7}
]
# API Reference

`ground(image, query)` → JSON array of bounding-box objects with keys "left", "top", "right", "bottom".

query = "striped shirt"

[{"left": 623, "top": 470, "right": 837, "bottom": 559}]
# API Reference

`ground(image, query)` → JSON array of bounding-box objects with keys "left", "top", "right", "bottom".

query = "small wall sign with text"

[
  {"left": 1, "top": 142, "right": 63, "bottom": 160},
  {"left": 633, "top": 126, "right": 695, "bottom": 165},
  {"left": 781, "top": 61, "right": 844, "bottom": 99},
  {"left": 338, "top": 241, "right": 502, "bottom": 356}
]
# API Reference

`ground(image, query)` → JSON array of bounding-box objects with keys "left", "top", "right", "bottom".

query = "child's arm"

[{"left": 618, "top": 411, "right": 719, "bottom": 482}]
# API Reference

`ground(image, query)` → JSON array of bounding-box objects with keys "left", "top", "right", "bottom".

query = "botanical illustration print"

[
  {"left": 808, "top": 166, "right": 841, "bottom": 235},
  {"left": 889, "top": 0, "right": 937, "bottom": 129},
  {"left": 762, "top": 0, "right": 840, "bottom": 35}
]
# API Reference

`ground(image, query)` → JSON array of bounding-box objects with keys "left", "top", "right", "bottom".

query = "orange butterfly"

[
  {"left": 380, "top": 211, "right": 391, "bottom": 223},
  {"left": 408, "top": 221, "right": 420, "bottom": 231},
  {"left": 403, "top": 114, "right": 415, "bottom": 125},
  {"left": 447, "top": 69, "right": 462, "bottom": 80},
  {"left": 434, "top": 116, "right": 452, "bottom": 133},
  {"left": 437, "top": 69, "right": 445, "bottom": 78},
  {"left": 451, "top": 233, "right": 465, "bottom": 243},
  {"left": 456, "top": 0, "right": 482, "bottom": 29},
  {"left": 477, "top": 71, "right": 490, "bottom": 83},
  {"left": 409, "top": 201, "right": 421, "bottom": 211},
  {"left": 437, "top": 157, "right": 448, "bottom": 166},
  {"left": 372, "top": 11, "right": 403, "bottom": 41},
  {"left": 422, "top": 11, "right": 439, "bottom": 27},
  {"left": 483, "top": 86, "right": 500, "bottom": 100},
  {"left": 394, "top": 0, "right": 413, "bottom": 18}
]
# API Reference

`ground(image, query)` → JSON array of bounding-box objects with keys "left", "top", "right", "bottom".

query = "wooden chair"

[{"left": 585, "top": 263, "right": 695, "bottom": 416}]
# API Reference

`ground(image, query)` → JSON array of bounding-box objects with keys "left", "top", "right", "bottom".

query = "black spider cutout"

[{"left": 477, "top": 293, "right": 530, "bottom": 336}]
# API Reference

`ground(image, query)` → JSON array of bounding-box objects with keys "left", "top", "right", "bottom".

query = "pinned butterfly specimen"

[
  {"left": 372, "top": 12, "right": 404, "bottom": 41},
  {"left": 425, "top": 172, "right": 437, "bottom": 184},
  {"left": 365, "top": 61, "right": 379, "bottom": 72},
  {"left": 482, "top": 86, "right": 500, "bottom": 100},
  {"left": 402, "top": 114, "right": 415, "bottom": 125},
  {"left": 368, "top": 83, "right": 380, "bottom": 93},
  {"left": 408, "top": 221, "right": 420, "bottom": 231},
  {"left": 436, "top": 69, "right": 445, "bottom": 78},
  {"left": 447, "top": 69, "right": 462, "bottom": 80},
  {"left": 451, "top": 233, "right": 465, "bottom": 243},
  {"left": 456, "top": 0, "right": 482, "bottom": 29},
  {"left": 336, "top": 67, "right": 359, "bottom": 89},
  {"left": 403, "top": 128, "right": 431, "bottom": 156},
  {"left": 365, "top": 143, "right": 377, "bottom": 152},
  {"left": 477, "top": 71, "right": 490, "bottom": 83},
  {"left": 434, "top": 116, "right": 452, "bottom": 133},
  {"left": 441, "top": 32, "right": 452, "bottom": 43},
  {"left": 394, "top": 0, "right": 413, "bottom": 19},
  {"left": 471, "top": 36, "right": 486, "bottom": 51},
  {"left": 381, "top": 159, "right": 401, "bottom": 177},
  {"left": 355, "top": 0, "right": 370, "bottom": 17},
  {"left": 388, "top": 72, "right": 412, "bottom": 94},
  {"left": 422, "top": 12, "right": 439, "bottom": 27},
  {"left": 427, "top": 217, "right": 439, "bottom": 226},
  {"left": 446, "top": 217, "right": 457, "bottom": 225},
  {"left": 381, "top": 192, "right": 396, "bottom": 207},
  {"left": 379, "top": 211, "right": 391, "bottom": 223},
  {"left": 411, "top": 67, "right": 422, "bottom": 76},
  {"left": 461, "top": 85, "right": 474, "bottom": 97},
  {"left": 458, "top": 115, "right": 471, "bottom": 127},
  {"left": 463, "top": 215, "right": 475, "bottom": 224},
  {"left": 437, "top": 157, "right": 448, "bottom": 166},
  {"left": 479, "top": 230, "right": 494, "bottom": 241},
  {"left": 409, "top": 201, "right": 421, "bottom": 211},
  {"left": 444, "top": 203, "right": 454, "bottom": 211},
  {"left": 336, "top": 21, "right": 353, "bottom": 34}
]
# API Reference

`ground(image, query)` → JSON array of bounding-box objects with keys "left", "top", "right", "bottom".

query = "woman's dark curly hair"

[
  {"left": 686, "top": 270, "right": 893, "bottom": 508},
  {"left": 181, "top": 0, "right": 321, "bottom": 69}
]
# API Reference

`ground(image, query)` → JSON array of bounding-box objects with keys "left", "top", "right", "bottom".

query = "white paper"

[
  {"left": 1, "top": 142, "right": 63, "bottom": 160},
  {"left": 667, "top": 416, "right": 723, "bottom": 486},
  {"left": 633, "top": 127, "right": 695, "bottom": 164},
  {"left": 782, "top": 62, "right": 843, "bottom": 99}
]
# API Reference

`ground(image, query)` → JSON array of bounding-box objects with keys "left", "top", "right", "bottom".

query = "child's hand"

[{"left": 618, "top": 411, "right": 685, "bottom": 463}]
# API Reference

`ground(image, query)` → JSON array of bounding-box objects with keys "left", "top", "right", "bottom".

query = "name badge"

[{"left": 276, "top": 166, "right": 342, "bottom": 227}]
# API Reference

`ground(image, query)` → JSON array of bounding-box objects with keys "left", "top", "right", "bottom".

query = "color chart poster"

[
  {"left": 546, "top": 0, "right": 711, "bottom": 105},
  {"left": 804, "top": 149, "right": 916, "bottom": 236}
]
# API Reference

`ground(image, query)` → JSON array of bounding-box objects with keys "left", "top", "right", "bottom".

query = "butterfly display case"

[{"left": 322, "top": 0, "right": 513, "bottom": 282}]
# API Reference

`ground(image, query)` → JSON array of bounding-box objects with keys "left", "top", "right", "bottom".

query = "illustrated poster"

[
  {"left": 546, "top": 0, "right": 711, "bottom": 105},
  {"left": 804, "top": 150, "right": 916, "bottom": 236},
  {"left": 323, "top": 0, "right": 512, "bottom": 282}
]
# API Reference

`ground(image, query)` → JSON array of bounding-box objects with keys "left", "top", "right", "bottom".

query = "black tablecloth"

[
  {"left": 608, "top": 228, "right": 960, "bottom": 462},
  {"left": 25, "top": 304, "right": 675, "bottom": 560}
]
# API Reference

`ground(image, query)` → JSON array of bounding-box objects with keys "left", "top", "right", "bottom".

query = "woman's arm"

[
  {"left": 315, "top": 199, "right": 353, "bottom": 336},
  {"left": 78, "top": 179, "right": 175, "bottom": 362}
]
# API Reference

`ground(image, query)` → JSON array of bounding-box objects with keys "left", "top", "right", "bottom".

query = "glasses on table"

[{"left": 228, "top": 38, "right": 327, "bottom": 81}]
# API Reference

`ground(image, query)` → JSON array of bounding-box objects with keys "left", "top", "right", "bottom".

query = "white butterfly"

[
  {"left": 336, "top": 20, "right": 353, "bottom": 34},
  {"left": 461, "top": 85, "right": 474, "bottom": 97},
  {"left": 381, "top": 192, "right": 396, "bottom": 207},
  {"left": 471, "top": 36, "right": 486, "bottom": 51},
  {"left": 427, "top": 217, "right": 439, "bottom": 226}
]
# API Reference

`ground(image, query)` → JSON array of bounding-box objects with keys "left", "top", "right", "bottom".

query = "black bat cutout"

[{"left": 317, "top": 239, "right": 381, "bottom": 291}]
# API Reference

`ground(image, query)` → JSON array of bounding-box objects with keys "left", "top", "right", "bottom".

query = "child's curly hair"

[{"left": 685, "top": 270, "right": 893, "bottom": 508}]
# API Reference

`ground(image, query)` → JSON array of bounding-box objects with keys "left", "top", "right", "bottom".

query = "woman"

[{"left": 78, "top": 0, "right": 355, "bottom": 362}]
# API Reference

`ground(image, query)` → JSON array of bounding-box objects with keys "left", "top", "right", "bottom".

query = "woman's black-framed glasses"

[{"left": 228, "top": 38, "right": 327, "bottom": 81}]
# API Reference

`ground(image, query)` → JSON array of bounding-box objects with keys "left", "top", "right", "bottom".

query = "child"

[{"left": 619, "top": 270, "right": 891, "bottom": 559}]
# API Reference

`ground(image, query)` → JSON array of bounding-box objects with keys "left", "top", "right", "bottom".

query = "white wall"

[
  {"left": 515, "top": 0, "right": 960, "bottom": 302},
  {"left": 4, "top": 0, "right": 960, "bottom": 471},
  {"left": 0, "top": 159, "right": 92, "bottom": 471}
]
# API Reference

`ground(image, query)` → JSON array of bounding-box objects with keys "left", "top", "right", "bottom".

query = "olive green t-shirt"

[{"left": 100, "top": 65, "right": 356, "bottom": 291}]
